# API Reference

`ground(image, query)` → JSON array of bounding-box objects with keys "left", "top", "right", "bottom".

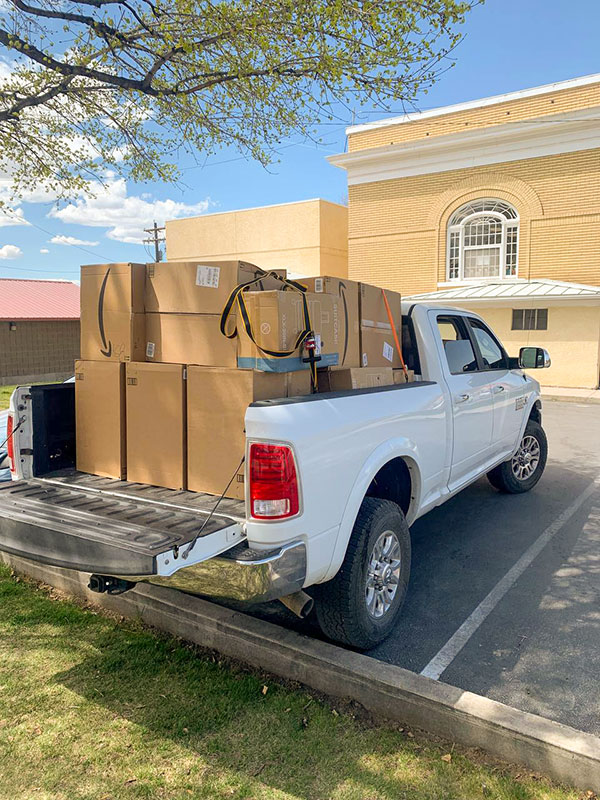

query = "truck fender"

[
  {"left": 318, "top": 438, "right": 422, "bottom": 584},
  {"left": 513, "top": 394, "right": 542, "bottom": 456}
]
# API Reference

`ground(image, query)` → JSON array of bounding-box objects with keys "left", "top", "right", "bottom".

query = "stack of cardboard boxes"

[{"left": 75, "top": 261, "right": 405, "bottom": 499}]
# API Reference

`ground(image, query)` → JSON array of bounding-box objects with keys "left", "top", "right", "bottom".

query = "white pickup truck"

[{"left": 0, "top": 303, "right": 550, "bottom": 649}]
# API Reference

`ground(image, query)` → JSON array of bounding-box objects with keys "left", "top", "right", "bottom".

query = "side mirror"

[{"left": 519, "top": 346, "right": 551, "bottom": 369}]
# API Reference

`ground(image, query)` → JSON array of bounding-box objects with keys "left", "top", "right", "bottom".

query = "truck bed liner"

[
  {"left": 0, "top": 470, "right": 245, "bottom": 576},
  {"left": 41, "top": 469, "right": 245, "bottom": 520}
]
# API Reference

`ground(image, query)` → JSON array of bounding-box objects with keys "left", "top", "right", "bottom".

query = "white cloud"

[
  {"left": 0, "top": 182, "right": 61, "bottom": 207},
  {"left": 40, "top": 248, "right": 50, "bottom": 254},
  {"left": 0, "top": 206, "right": 29, "bottom": 227},
  {"left": 48, "top": 177, "right": 212, "bottom": 244},
  {"left": 50, "top": 234, "right": 99, "bottom": 247},
  {"left": 0, "top": 244, "right": 23, "bottom": 259}
]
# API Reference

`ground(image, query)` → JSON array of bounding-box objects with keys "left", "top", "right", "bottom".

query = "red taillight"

[
  {"left": 6, "top": 413, "right": 15, "bottom": 473},
  {"left": 249, "top": 443, "right": 299, "bottom": 520}
]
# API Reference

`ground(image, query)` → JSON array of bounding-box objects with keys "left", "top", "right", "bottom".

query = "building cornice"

[
  {"left": 346, "top": 72, "right": 600, "bottom": 135},
  {"left": 328, "top": 108, "right": 600, "bottom": 186}
]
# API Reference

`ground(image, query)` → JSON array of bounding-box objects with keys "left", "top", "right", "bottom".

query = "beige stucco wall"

[
  {"left": 166, "top": 199, "right": 348, "bottom": 278},
  {"left": 454, "top": 304, "right": 600, "bottom": 389}
]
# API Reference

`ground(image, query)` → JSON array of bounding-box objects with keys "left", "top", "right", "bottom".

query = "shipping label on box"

[
  {"left": 145, "top": 260, "right": 287, "bottom": 315},
  {"left": 126, "top": 362, "right": 186, "bottom": 490},
  {"left": 75, "top": 360, "right": 126, "bottom": 479},
  {"left": 237, "top": 290, "right": 339, "bottom": 372},
  {"left": 80, "top": 263, "right": 146, "bottom": 362},
  {"left": 301, "top": 276, "right": 360, "bottom": 367},
  {"left": 360, "top": 327, "right": 404, "bottom": 369}
]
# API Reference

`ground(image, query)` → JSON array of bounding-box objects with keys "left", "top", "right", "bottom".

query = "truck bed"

[{"left": 0, "top": 469, "right": 245, "bottom": 576}]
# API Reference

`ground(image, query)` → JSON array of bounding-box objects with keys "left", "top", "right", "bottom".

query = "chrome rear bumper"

[{"left": 147, "top": 540, "right": 307, "bottom": 604}]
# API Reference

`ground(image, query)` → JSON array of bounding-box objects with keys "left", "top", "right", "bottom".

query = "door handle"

[
  {"left": 493, "top": 385, "right": 505, "bottom": 394},
  {"left": 455, "top": 393, "right": 470, "bottom": 403}
]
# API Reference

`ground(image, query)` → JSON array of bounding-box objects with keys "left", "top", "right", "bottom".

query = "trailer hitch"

[{"left": 88, "top": 574, "right": 137, "bottom": 595}]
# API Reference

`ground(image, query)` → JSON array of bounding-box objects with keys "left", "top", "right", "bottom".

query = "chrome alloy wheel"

[
  {"left": 365, "top": 530, "right": 402, "bottom": 619},
  {"left": 511, "top": 434, "right": 540, "bottom": 481}
]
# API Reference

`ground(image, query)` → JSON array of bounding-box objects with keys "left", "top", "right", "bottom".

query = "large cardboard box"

[
  {"left": 75, "top": 360, "right": 126, "bottom": 479},
  {"left": 237, "top": 290, "right": 339, "bottom": 372},
  {"left": 359, "top": 283, "right": 402, "bottom": 368},
  {"left": 80, "top": 263, "right": 146, "bottom": 361},
  {"left": 126, "top": 362, "right": 186, "bottom": 490},
  {"left": 187, "top": 367, "right": 311, "bottom": 499},
  {"left": 318, "top": 366, "right": 393, "bottom": 392},
  {"left": 300, "top": 276, "right": 360, "bottom": 368},
  {"left": 145, "top": 312, "right": 238, "bottom": 367},
  {"left": 145, "top": 260, "right": 286, "bottom": 314}
]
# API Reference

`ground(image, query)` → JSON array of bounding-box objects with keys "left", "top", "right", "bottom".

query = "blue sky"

[{"left": 1, "top": 0, "right": 599, "bottom": 281}]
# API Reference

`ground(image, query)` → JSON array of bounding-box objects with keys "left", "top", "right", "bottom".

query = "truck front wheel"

[
  {"left": 313, "top": 497, "right": 411, "bottom": 650},
  {"left": 487, "top": 420, "right": 548, "bottom": 494}
]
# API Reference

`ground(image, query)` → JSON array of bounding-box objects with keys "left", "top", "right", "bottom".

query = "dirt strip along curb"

[{"left": 3, "top": 553, "right": 599, "bottom": 793}]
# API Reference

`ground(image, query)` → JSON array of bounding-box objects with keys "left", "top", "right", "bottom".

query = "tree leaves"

[{"left": 0, "top": 0, "right": 475, "bottom": 200}]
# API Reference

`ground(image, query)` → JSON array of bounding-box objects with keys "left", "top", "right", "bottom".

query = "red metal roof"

[{"left": 0, "top": 278, "right": 80, "bottom": 320}]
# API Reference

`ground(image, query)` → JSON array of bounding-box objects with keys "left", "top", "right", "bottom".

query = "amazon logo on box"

[{"left": 79, "top": 263, "right": 146, "bottom": 362}]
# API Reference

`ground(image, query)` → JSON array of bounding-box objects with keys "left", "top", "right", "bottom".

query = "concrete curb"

[
  {"left": 3, "top": 552, "right": 599, "bottom": 793},
  {"left": 543, "top": 393, "right": 600, "bottom": 405}
]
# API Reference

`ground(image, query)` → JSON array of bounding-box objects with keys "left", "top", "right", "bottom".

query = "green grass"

[
  {"left": 0, "top": 382, "right": 50, "bottom": 411},
  {"left": 0, "top": 565, "right": 580, "bottom": 800},
  {"left": 0, "top": 385, "right": 17, "bottom": 411}
]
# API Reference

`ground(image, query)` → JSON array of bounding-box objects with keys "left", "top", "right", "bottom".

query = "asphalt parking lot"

[{"left": 255, "top": 400, "right": 600, "bottom": 736}]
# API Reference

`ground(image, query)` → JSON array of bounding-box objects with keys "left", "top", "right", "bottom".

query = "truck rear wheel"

[
  {"left": 487, "top": 420, "right": 547, "bottom": 494},
  {"left": 313, "top": 497, "right": 411, "bottom": 650}
]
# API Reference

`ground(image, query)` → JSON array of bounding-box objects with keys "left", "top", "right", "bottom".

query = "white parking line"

[{"left": 420, "top": 478, "right": 600, "bottom": 681}]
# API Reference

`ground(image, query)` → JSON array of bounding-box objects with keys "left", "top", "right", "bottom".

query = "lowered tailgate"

[{"left": 0, "top": 471, "right": 245, "bottom": 577}]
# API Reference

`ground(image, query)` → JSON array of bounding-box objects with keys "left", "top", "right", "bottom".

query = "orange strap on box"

[{"left": 381, "top": 289, "right": 409, "bottom": 381}]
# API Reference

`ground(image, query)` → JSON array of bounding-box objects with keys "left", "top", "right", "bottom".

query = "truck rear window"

[{"left": 402, "top": 315, "right": 421, "bottom": 374}]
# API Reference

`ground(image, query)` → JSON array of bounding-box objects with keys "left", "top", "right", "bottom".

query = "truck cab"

[{"left": 0, "top": 302, "right": 550, "bottom": 649}]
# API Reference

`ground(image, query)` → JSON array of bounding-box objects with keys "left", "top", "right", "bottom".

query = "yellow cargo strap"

[{"left": 220, "top": 269, "right": 319, "bottom": 390}]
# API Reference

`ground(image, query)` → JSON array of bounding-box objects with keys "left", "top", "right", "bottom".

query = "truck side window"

[
  {"left": 437, "top": 315, "right": 478, "bottom": 375},
  {"left": 468, "top": 318, "right": 508, "bottom": 370}
]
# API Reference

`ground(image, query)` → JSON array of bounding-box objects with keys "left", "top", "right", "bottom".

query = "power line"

[
  {"left": 0, "top": 263, "right": 79, "bottom": 274},
  {"left": 0, "top": 207, "right": 114, "bottom": 262}
]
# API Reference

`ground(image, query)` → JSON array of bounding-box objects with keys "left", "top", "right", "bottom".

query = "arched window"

[{"left": 447, "top": 199, "right": 519, "bottom": 281}]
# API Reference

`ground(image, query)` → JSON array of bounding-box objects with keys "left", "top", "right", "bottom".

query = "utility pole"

[{"left": 143, "top": 221, "right": 166, "bottom": 262}]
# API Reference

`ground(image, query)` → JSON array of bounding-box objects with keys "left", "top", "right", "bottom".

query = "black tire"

[
  {"left": 313, "top": 497, "right": 411, "bottom": 650},
  {"left": 487, "top": 420, "right": 547, "bottom": 494}
]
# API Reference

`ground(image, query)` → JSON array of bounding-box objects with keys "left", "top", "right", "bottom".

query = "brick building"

[
  {"left": 329, "top": 73, "right": 600, "bottom": 388},
  {"left": 0, "top": 279, "right": 80, "bottom": 384}
]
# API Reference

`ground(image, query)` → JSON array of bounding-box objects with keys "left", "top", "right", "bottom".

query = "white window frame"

[{"left": 446, "top": 199, "right": 519, "bottom": 282}]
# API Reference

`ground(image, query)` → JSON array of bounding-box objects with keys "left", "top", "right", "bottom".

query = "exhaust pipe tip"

[{"left": 279, "top": 590, "right": 314, "bottom": 619}]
